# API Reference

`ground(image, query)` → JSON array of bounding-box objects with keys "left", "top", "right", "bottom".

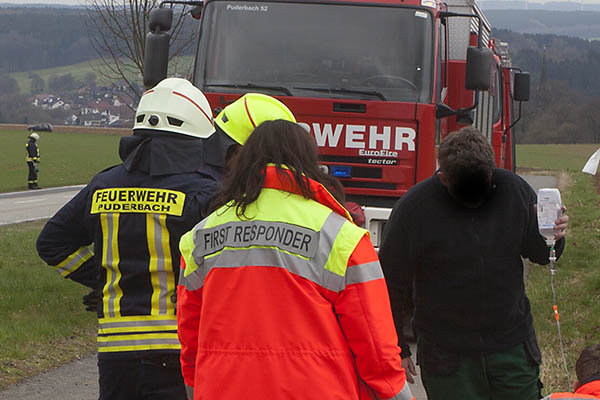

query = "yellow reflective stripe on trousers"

[
  {"left": 98, "top": 315, "right": 179, "bottom": 353},
  {"left": 101, "top": 213, "right": 123, "bottom": 318},
  {"left": 55, "top": 246, "right": 93, "bottom": 277},
  {"left": 99, "top": 315, "right": 177, "bottom": 333},
  {"left": 382, "top": 382, "right": 414, "bottom": 400},
  {"left": 97, "top": 332, "right": 180, "bottom": 352},
  {"left": 147, "top": 213, "right": 175, "bottom": 315}
]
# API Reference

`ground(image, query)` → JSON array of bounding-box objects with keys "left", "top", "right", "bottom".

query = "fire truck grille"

[{"left": 341, "top": 181, "right": 397, "bottom": 190}]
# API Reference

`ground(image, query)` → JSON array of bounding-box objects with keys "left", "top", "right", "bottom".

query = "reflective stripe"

[
  {"left": 101, "top": 213, "right": 122, "bottom": 318},
  {"left": 180, "top": 265, "right": 205, "bottom": 291},
  {"left": 382, "top": 382, "right": 414, "bottom": 400},
  {"left": 185, "top": 211, "right": 361, "bottom": 293},
  {"left": 185, "top": 384, "right": 194, "bottom": 400},
  {"left": 345, "top": 261, "right": 384, "bottom": 285},
  {"left": 56, "top": 246, "right": 94, "bottom": 277},
  {"left": 97, "top": 332, "right": 180, "bottom": 352},
  {"left": 310, "top": 212, "right": 346, "bottom": 276},
  {"left": 324, "top": 219, "right": 366, "bottom": 276},
  {"left": 98, "top": 316, "right": 177, "bottom": 330},
  {"left": 147, "top": 214, "right": 175, "bottom": 315}
]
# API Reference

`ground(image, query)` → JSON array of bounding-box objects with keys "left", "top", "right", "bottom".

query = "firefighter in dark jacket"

[
  {"left": 379, "top": 126, "right": 569, "bottom": 400},
  {"left": 26, "top": 132, "right": 41, "bottom": 189},
  {"left": 36, "top": 78, "right": 220, "bottom": 400}
]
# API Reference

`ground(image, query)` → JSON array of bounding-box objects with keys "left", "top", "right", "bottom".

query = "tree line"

[{"left": 494, "top": 29, "right": 600, "bottom": 143}]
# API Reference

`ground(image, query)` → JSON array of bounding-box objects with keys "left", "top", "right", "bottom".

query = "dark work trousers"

[
  {"left": 27, "top": 161, "right": 37, "bottom": 184},
  {"left": 98, "top": 353, "right": 187, "bottom": 400},
  {"left": 418, "top": 336, "right": 542, "bottom": 400}
]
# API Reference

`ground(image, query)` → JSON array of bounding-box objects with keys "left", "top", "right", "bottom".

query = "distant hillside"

[
  {"left": 0, "top": 7, "right": 92, "bottom": 74},
  {"left": 486, "top": 9, "right": 600, "bottom": 39}
]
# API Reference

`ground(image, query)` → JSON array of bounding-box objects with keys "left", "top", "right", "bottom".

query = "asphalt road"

[
  {"left": 0, "top": 174, "right": 556, "bottom": 400},
  {"left": 0, "top": 185, "right": 85, "bottom": 226}
]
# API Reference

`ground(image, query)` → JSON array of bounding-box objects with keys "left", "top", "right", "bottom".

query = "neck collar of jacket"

[
  {"left": 262, "top": 165, "right": 353, "bottom": 222},
  {"left": 119, "top": 129, "right": 204, "bottom": 176},
  {"left": 576, "top": 376, "right": 600, "bottom": 395}
]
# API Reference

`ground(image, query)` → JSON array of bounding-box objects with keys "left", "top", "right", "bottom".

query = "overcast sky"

[
  {"left": 4, "top": 0, "right": 600, "bottom": 4},
  {"left": 1, "top": 0, "right": 86, "bottom": 5}
]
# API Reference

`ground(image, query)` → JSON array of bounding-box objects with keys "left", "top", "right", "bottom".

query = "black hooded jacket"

[
  {"left": 379, "top": 169, "right": 565, "bottom": 358},
  {"left": 37, "top": 130, "right": 222, "bottom": 358}
]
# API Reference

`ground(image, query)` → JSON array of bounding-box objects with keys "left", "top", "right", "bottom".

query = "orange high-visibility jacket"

[
  {"left": 177, "top": 166, "right": 412, "bottom": 400},
  {"left": 542, "top": 380, "right": 600, "bottom": 399}
]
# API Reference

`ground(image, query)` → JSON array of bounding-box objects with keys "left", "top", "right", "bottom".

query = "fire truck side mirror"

[
  {"left": 149, "top": 7, "right": 173, "bottom": 32},
  {"left": 513, "top": 72, "right": 530, "bottom": 102},
  {"left": 143, "top": 32, "right": 170, "bottom": 89},
  {"left": 465, "top": 47, "right": 493, "bottom": 91}
]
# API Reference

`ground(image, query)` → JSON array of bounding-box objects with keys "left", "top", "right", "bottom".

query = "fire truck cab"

[{"left": 145, "top": 0, "right": 530, "bottom": 247}]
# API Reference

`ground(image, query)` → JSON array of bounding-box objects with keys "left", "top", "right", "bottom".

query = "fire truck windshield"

[{"left": 195, "top": 1, "right": 434, "bottom": 103}]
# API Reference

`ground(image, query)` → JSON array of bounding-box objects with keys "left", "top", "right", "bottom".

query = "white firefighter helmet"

[
  {"left": 134, "top": 78, "right": 215, "bottom": 139},
  {"left": 29, "top": 132, "right": 40, "bottom": 140}
]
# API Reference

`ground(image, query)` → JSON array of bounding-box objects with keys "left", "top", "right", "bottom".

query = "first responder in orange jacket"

[
  {"left": 542, "top": 344, "right": 600, "bottom": 399},
  {"left": 177, "top": 120, "right": 413, "bottom": 400}
]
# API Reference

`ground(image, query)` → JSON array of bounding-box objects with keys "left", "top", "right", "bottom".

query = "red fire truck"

[{"left": 145, "top": 0, "right": 530, "bottom": 246}]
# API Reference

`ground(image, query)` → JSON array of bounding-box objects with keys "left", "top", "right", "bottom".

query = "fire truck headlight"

[{"left": 319, "top": 164, "right": 329, "bottom": 175}]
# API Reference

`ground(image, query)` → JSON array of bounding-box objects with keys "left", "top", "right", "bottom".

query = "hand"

[
  {"left": 554, "top": 206, "right": 568, "bottom": 240},
  {"left": 402, "top": 356, "right": 418, "bottom": 384},
  {"left": 82, "top": 288, "right": 101, "bottom": 312}
]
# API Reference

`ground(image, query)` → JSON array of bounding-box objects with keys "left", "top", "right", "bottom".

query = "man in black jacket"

[{"left": 380, "top": 126, "right": 569, "bottom": 400}]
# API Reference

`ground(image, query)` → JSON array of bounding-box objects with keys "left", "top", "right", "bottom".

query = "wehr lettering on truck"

[
  {"left": 90, "top": 188, "right": 186, "bottom": 216},
  {"left": 298, "top": 123, "right": 416, "bottom": 151}
]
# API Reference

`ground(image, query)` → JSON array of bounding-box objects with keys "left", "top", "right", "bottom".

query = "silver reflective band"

[
  {"left": 99, "top": 319, "right": 176, "bottom": 329},
  {"left": 57, "top": 246, "right": 93, "bottom": 276},
  {"left": 149, "top": 214, "right": 170, "bottom": 314},
  {"left": 98, "top": 338, "right": 180, "bottom": 348},
  {"left": 179, "top": 265, "right": 206, "bottom": 291},
  {"left": 345, "top": 261, "right": 384, "bottom": 285},
  {"left": 202, "top": 247, "right": 346, "bottom": 292},
  {"left": 195, "top": 220, "right": 319, "bottom": 258},
  {"left": 105, "top": 213, "right": 118, "bottom": 318},
  {"left": 382, "top": 382, "right": 414, "bottom": 400},
  {"left": 185, "top": 384, "right": 194, "bottom": 400}
]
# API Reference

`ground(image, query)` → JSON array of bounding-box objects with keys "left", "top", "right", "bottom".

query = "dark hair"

[
  {"left": 212, "top": 119, "right": 344, "bottom": 218},
  {"left": 438, "top": 126, "right": 496, "bottom": 207},
  {"left": 575, "top": 344, "right": 600, "bottom": 385}
]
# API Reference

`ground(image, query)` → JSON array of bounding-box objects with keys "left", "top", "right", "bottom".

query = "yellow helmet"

[{"left": 215, "top": 93, "right": 296, "bottom": 145}]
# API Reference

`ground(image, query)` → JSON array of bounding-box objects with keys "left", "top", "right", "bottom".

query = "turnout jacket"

[
  {"left": 25, "top": 138, "right": 40, "bottom": 162},
  {"left": 177, "top": 166, "right": 413, "bottom": 400},
  {"left": 379, "top": 169, "right": 565, "bottom": 358},
  {"left": 37, "top": 156, "right": 220, "bottom": 357},
  {"left": 542, "top": 380, "right": 600, "bottom": 399}
]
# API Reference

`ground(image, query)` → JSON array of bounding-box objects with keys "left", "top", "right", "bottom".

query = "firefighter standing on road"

[
  {"left": 36, "top": 78, "right": 219, "bottom": 400},
  {"left": 26, "top": 132, "right": 41, "bottom": 189},
  {"left": 177, "top": 120, "right": 413, "bottom": 400}
]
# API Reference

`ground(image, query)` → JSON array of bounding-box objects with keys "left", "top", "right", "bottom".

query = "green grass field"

[
  {"left": 2, "top": 129, "right": 121, "bottom": 192},
  {"left": 0, "top": 136, "right": 598, "bottom": 395},
  {"left": 0, "top": 220, "right": 97, "bottom": 388}
]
